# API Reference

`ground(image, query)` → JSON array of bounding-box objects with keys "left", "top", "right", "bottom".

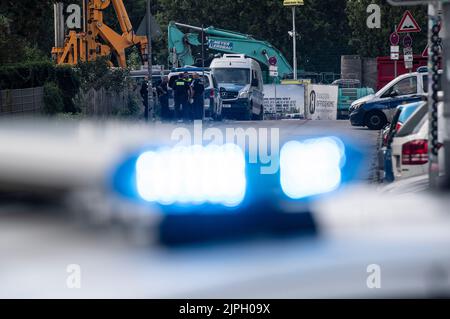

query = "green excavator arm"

[{"left": 168, "top": 22, "right": 293, "bottom": 79}]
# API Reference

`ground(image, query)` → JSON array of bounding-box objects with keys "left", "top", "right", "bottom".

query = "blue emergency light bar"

[
  {"left": 171, "top": 66, "right": 211, "bottom": 73},
  {"left": 110, "top": 136, "right": 366, "bottom": 245}
]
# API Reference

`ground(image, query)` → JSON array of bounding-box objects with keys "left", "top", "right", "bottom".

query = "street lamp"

[
  {"left": 283, "top": 0, "right": 304, "bottom": 80},
  {"left": 146, "top": 0, "right": 154, "bottom": 122}
]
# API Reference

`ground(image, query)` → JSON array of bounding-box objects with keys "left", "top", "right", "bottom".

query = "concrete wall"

[{"left": 340, "top": 55, "right": 378, "bottom": 90}]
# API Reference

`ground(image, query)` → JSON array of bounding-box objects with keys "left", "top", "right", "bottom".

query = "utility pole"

[
  {"left": 284, "top": 1, "right": 303, "bottom": 80},
  {"left": 202, "top": 24, "right": 206, "bottom": 120},
  {"left": 441, "top": 2, "right": 450, "bottom": 189},
  {"left": 146, "top": 0, "right": 154, "bottom": 121},
  {"left": 292, "top": 6, "right": 297, "bottom": 80}
]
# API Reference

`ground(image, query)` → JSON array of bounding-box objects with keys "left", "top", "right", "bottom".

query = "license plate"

[{"left": 223, "top": 104, "right": 232, "bottom": 108}]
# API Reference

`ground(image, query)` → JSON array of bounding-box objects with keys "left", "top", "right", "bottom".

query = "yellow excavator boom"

[{"left": 52, "top": 0, "right": 148, "bottom": 68}]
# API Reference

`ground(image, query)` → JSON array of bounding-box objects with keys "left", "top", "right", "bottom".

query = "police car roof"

[{"left": 172, "top": 66, "right": 211, "bottom": 72}]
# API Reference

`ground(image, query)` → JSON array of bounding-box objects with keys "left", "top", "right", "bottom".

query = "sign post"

[
  {"left": 284, "top": 0, "right": 304, "bottom": 80},
  {"left": 390, "top": 28, "right": 400, "bottom": 77},
  {"left": 403, "top": 33, "right": 413, "bottom": 72}
]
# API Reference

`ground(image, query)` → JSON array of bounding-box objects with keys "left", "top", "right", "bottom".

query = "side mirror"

[
  {"left": 251, "top": 79, "right": 259, "bottom": 87},
  {"left": 390, "top": 89, "right": 399, "bottom": 97}
]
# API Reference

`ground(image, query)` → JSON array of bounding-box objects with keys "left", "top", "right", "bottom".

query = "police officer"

[
  {"left": 157, "top": 76, "right": 170, "bottom": 121},
  {"left": 190, "top": 73, "right": 205, "bottom": 120},
  {"left": 140, "top": 77, "right": 149, "bottom": 120},
  {"left": 173, "top": 72, "right": 191, "bottom": 121}
]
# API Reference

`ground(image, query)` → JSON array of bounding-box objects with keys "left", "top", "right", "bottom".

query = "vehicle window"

[
  {"left": 412, "top": 115, "right": 428, "bottom": 135},
  {"left": 391, "top": 77, "right": 417, "bottom": 96},
  {"left": 252, "top": 70, "right": 257, "bottom": 81},
  {"left": 398, "top": 104, "right": 420, "bottom": 123},
  {"left": 213, "top": 68, "right": 250, "bottom": 86},
  {"left": 211, "top": 74, "right": 218, "bottom": 88},
  {"left": 396, "top": 102, "right": 428, "bottom": 137},
  {"left": 197, "top": 74, "right": 210, "bottom": 88}
]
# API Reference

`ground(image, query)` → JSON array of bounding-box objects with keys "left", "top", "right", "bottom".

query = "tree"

[
  {"left": 156, "top": 0, "right": 353, "bottom": 72},
  {"left": 346, "top": 0, "right": 428, "bottom": 57}
]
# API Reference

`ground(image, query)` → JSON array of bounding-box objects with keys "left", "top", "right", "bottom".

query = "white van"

[{"left": 210, "top": 54, "right": 264, "bottom": 120}]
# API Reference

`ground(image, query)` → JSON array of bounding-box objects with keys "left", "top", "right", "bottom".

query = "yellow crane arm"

[{"left": 52, "top": 0, "right": 148, "bottom": 68}]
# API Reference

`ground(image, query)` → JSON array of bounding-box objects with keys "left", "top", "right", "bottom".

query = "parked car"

[
  {"left": 390, "top": 102, "right": 445, "bottom": 181},
  {"left": 382, "top": 101, "right": 424, "bottom": 147},
  {"left": 168, "top": 67, "right": 223, "bottom": 120},
  {"left": 332, "top": 79, "right": 374, "bottom": 119},
  {"left": 378, "top": 102, "right": 425, "bottom": 182},
  {"left": 349, "top": 69, "right": 441, "bottom": 130}
]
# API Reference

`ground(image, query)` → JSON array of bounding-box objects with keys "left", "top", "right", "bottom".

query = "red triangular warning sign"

[
  {"left": 422, "top": 44, "right": 429, "bottom": 58},
  {"left": 397, "top": 10, "right": 421, "bottom": 33}
]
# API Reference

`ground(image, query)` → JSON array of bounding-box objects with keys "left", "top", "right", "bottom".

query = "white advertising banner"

[
  {"left": 263, "top": 84, "right": 305, "bottom": 118},
  {"left": 305, "top": 84, "right": 338, "bottom": 120}
]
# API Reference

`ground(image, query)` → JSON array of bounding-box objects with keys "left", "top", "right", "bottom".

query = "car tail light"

[
  {"left": 210, "top": 88, "right": 215, "bottom": 98},
  {"left": 395, "top": 122, "right": 402, "bottom": 132},
  {"left": 402, "top": 139, "right": 428, "bottom": 165}
]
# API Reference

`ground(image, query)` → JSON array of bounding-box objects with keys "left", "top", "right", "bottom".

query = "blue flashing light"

[
  {"left": 280, "top": 137, "right": 345, "bottom": 199},
  {"left": 135, "top": 144, "right": 246, "bottom": 207}
]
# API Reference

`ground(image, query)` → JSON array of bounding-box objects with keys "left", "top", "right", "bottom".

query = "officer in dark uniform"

[
  {"left": 190, "top": 73, "right": 205, "bottom": 120},
  {"left": 140, "top": 77, "right": 149, "bottom": 120},
  {"left": 157, "top": 76, "right": 170, "bottom": 120},
  {"left": 173, "top": 72, "right": 190, "bottom": 121}
]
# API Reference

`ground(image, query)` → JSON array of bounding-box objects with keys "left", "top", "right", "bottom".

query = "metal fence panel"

[{"left": 0, "top": 87, "right": 43, "bottom": 116}]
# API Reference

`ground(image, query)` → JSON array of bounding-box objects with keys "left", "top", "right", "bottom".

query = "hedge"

[{"left": 0, "top": 61, "right": 81, "bottom": 113}]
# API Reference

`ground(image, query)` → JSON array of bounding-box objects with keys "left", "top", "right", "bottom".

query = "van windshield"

[{"left": 213, "top": 68, "right": 250, "bottom": 86}]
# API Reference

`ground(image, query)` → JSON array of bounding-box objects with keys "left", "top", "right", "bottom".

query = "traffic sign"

[
  {"left": 390, "top": 46, "right": 399, "bottom": 60},
  {"left": 283, "top": 0, "right": 304, "bottom": 6},
  {"left": 269, "top": 65, "right": 278, "bottom": 77},
  {"left": 390, "top": 32, "right": 400, "bottom": 46},
  {"left": 404, "top": 47, "right": 413, "bottom": 68},
  {"left": 422, "top": 44, "right": 429, "bottom": 58},
  {"left": 396, "top": 10, "right": 421, "bottom": 33},
  {"left": 269, "top": 56, "right": 278, "bottom": 66},
  {"left": 403, "top": 34, "right": 413, "bottom": 48}
]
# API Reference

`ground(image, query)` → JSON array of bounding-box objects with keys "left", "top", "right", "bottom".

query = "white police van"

[{"left": 210, "top": 54, "right": 264, "bottom": 120}]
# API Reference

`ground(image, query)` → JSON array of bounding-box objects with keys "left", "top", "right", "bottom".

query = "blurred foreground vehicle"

[{"left": 1, "top": 118, "right": 450, "bottom": 298}]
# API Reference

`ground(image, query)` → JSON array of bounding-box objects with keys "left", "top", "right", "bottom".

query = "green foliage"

[
  {"left": 127, "top": 47, "right": 144, "bottom": 70},
  {"left": 43, "top": 82, "right": 64, "bottom": 115},
  {"left": 0, "top": 62, "right": 55, "bottom": 89},
  {"left": 119, "top": 95, "right": 141, "bottom": 118},
  {"left": 346, "top": 0, "right": 427, "bottom": 57},
  {"left": 76, "top": 56, "right": 130, "bottom": 92},
  {"left": 0, "top": 62, "right": 80, "bottom": 113}
]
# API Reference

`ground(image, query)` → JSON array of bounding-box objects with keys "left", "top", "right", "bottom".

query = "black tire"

[
  {"left": 365, "top": 111, "right": 387, "bottom": 130},
  {"left": 242, "top": 103, "right": 252, "bottom": 121}
]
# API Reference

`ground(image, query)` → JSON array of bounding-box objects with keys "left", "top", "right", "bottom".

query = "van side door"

[{"left": 251, "top": 70, "right": 264, "bottom": 111}]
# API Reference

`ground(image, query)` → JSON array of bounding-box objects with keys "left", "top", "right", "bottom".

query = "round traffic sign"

[
  {"left": 403, "top": 34, "right": 413, "bottom": 48},
  {"left": 390, "top": 32, "right": 399, "bottom": 46},
  {"left": 269, "top": 56, "right": 277, "bottom": 66}
]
